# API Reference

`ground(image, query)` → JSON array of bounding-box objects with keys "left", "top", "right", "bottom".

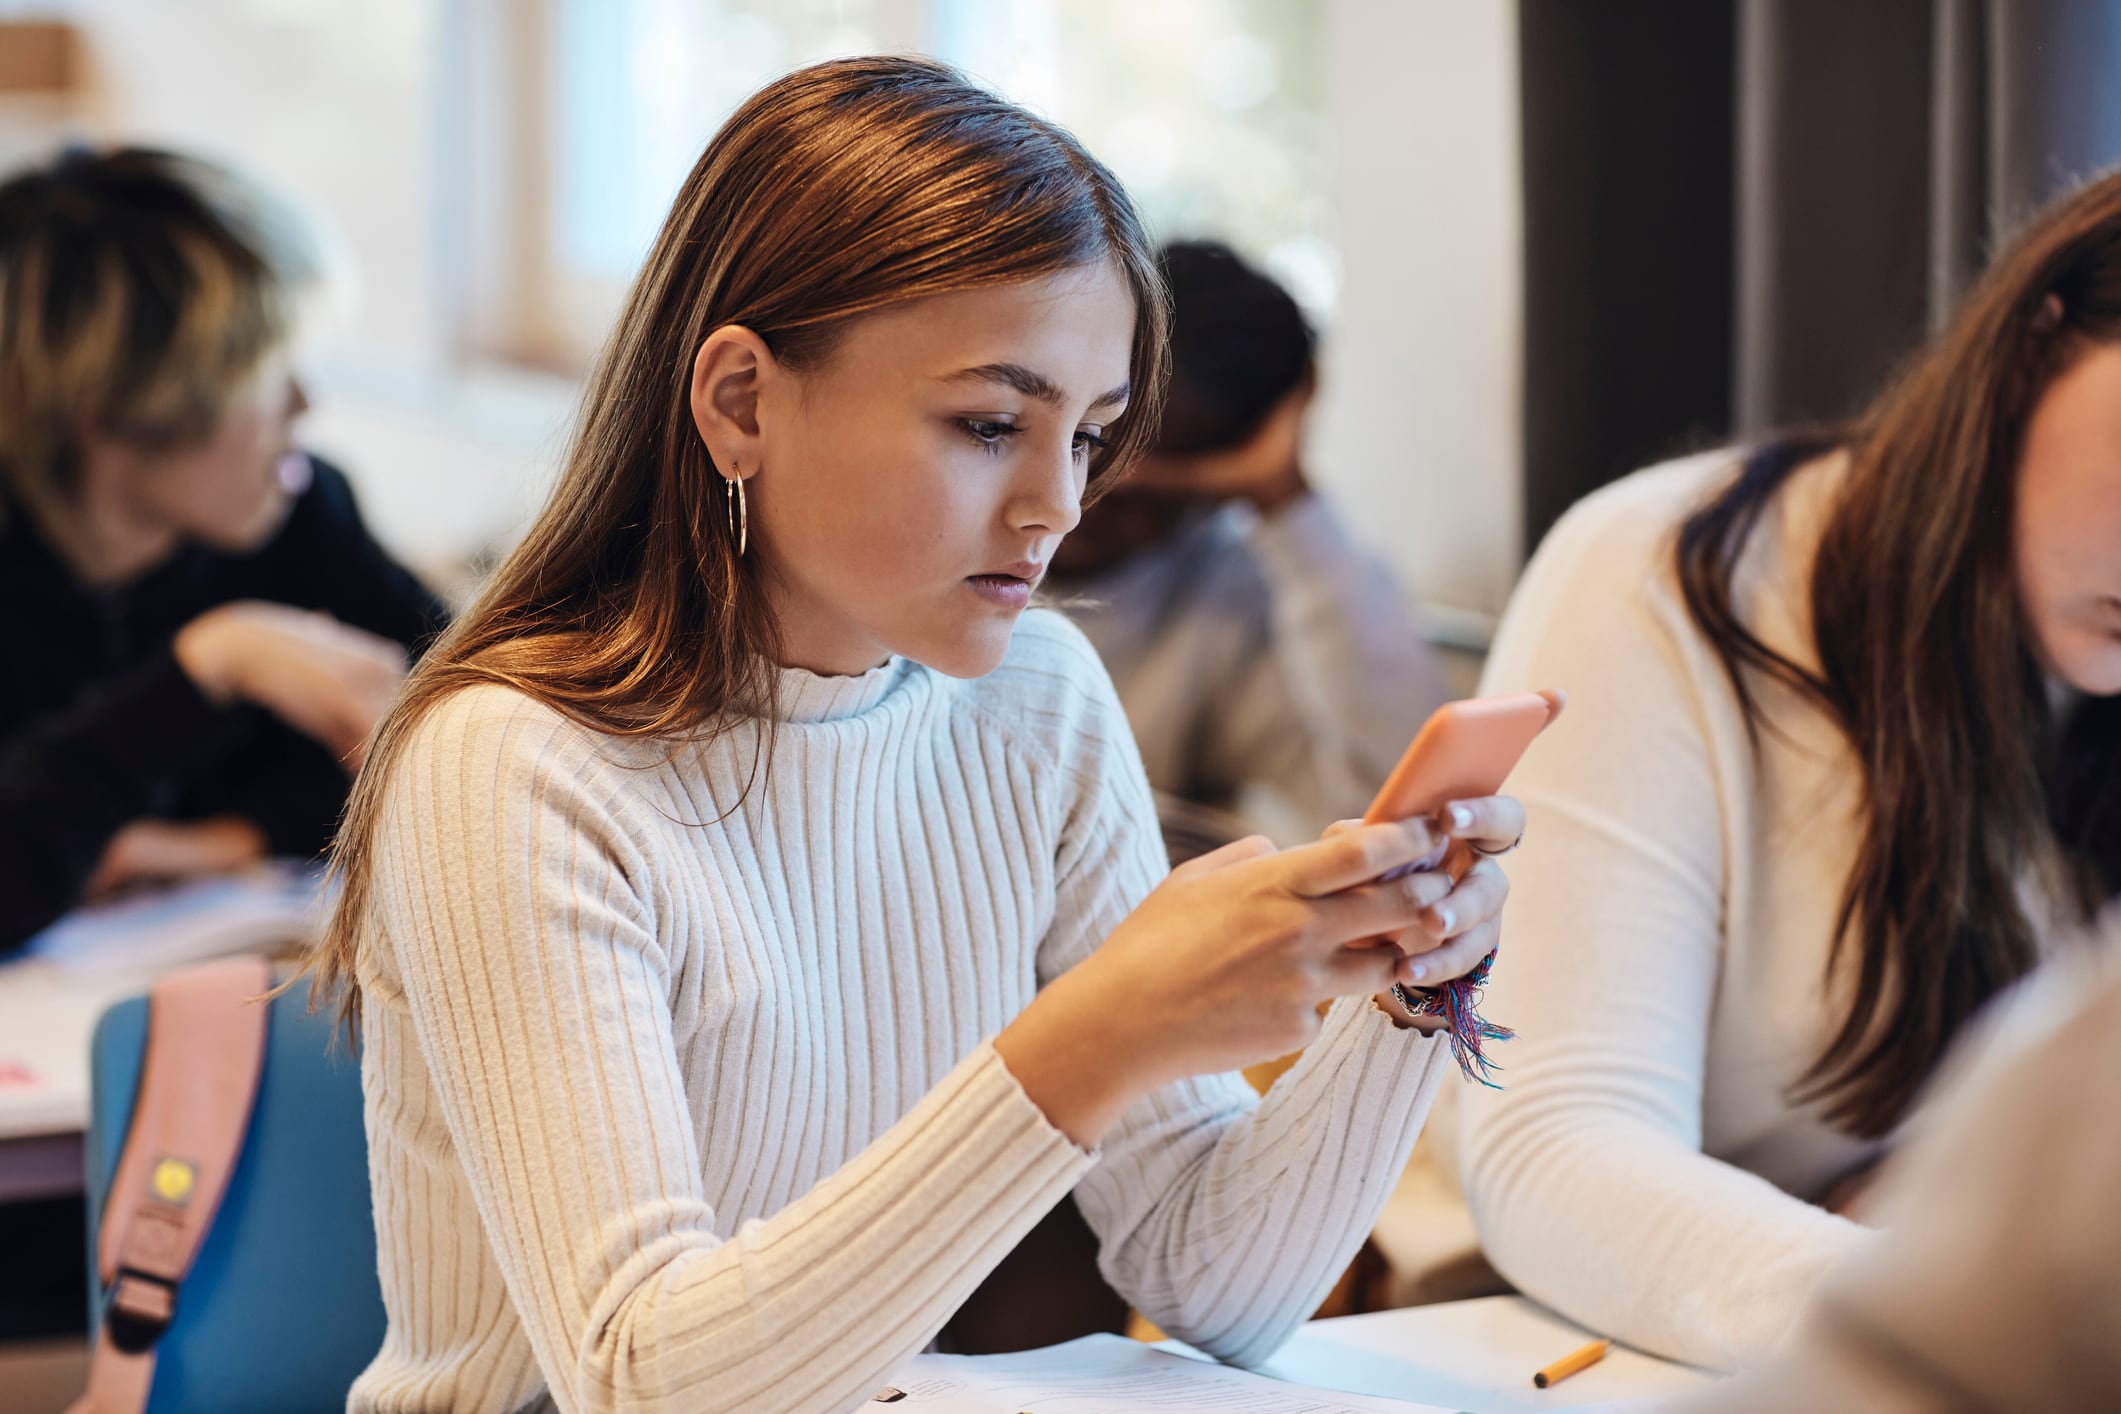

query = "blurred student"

[
  {"left": 1417, "top": 167, "right": 2121, "bottom": 1369},
  {"left": 1696, "top": 920, "right": 2121, "bottom": 1413},
  {"left": 0, "top": 147, "right": 445, "bottom": 954},
  {"left": 1048, "top": 241, "right": 1444, "bottom": 846},
  {"left": 308, "top": 59, "right": 1521, "bottom": 1413}
]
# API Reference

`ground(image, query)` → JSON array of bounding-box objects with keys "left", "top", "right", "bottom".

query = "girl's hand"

[
  {"left": 996, "top": 817, "right": 1454, "bottom": 1146},
  {"left": 86, "top": 816, "right": 269, "bottom": 900},
  {"left": 1432, "top": 791, "right": 1526, "bottom": 967},
  {"left": 1342, "top": 793, "right": 1525, "bottom": 1027},
  {"left": 174, "top": 601, "right": 409, "bottom": 773}
]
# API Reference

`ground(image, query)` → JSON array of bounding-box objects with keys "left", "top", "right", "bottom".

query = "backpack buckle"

[{"left": 105, "top": 1267, "right": 179, "bottom": 1353}]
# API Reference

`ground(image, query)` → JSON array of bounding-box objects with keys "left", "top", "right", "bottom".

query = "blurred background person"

[
  {"left": 0, "top": 146, "right": 446, "bottom": 955},
  {"left": 1691, "top": 916, "right": 2121, "bottom": 1413},
  {"left": 1048, "top": 240, "right": 1444, "bottom": 853}
]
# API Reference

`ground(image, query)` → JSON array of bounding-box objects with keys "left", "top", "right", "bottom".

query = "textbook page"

[
  {"left": 871, "top": 1334, "right": 1452, "bottom": 1412},
  {"left": 22, "top": 861, "right": 324, "bottom": 973}
]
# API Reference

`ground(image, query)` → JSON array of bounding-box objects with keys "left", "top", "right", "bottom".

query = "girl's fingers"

[
  {"left": 1324, "top": 939, "right": 1411, "bottom": 996},
  {"left": 1394, "top": 917, "right": 1501, "bottom": 987},
  {"left": 1416, "top": 855, "right": 1511, "bottom": 943},
  {"left": 1310, "top": 867, "right": 1455, "bottom": 946},
  {"left": 1283, "top": 818, "right": 1440, "bottom": 897},
  {"left": 1439, "top": 794, "right": 1526, "bottom": 855}
]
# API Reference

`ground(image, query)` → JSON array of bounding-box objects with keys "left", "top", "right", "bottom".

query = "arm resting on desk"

[{"left": 0, "top": 651, "right": 249, "bottom": 952}]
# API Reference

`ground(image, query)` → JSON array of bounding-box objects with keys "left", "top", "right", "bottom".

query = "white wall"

[
  {"left": 1313, "top": 0, "right": 1523, "bottom": 626},
  {"left": 68, "top": 0, "right": 443, "bottom": 359}
]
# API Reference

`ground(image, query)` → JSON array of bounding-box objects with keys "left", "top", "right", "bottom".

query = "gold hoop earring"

[{"left": 725, "top": 473, "right": 748, "bottom": 558}]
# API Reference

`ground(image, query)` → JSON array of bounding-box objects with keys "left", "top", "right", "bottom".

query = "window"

[
  {"left": 485, "top": 0, "right": 1331, "bottom": 366},
  {"left": 929, "top": 0, "right": 1335, "bottom": 314}
]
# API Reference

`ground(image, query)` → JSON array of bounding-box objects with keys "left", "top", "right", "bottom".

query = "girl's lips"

[{"left": 966, "top": 574, "right": 1032, "bottom": 609}]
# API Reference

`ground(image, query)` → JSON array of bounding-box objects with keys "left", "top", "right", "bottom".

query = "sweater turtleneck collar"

[{"left": 768, "top": 654, "right": 914, "bottom": 724}]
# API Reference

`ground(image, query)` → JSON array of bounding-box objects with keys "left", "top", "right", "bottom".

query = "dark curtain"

[
  {"left": 1518, "top": 0, "right": 1735, "bottom": 556},
  {"left": 1520, "top": 0, "right": 2121, "bottom": 552}
]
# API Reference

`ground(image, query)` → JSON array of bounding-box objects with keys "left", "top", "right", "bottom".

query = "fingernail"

[
  {"left": 1449, "top": 804, "right": 1473, "bottom": 830},
  {"left": 1411, "top": 962, "right": 1429, "bottom": 981},
  {"left": 1435, "top": 906, "right": 1455, "bottom": 933}
]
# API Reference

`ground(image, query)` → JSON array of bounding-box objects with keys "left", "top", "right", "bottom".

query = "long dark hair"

[
  {"left": 1153, "top": 239, "right": 1315, "bottom": 454},
  {"left": 308, "top": 56, "right": 1169, "bottom": 1027},
  {"left": 1678, "top": 167, "right": 2121, "bottom": 1139}
]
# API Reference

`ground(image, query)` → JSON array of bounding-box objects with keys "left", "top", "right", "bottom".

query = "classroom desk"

[
  {"left": 1239, "top": 1295, "right": 1717, "bottom": 1411},
  {"left": 0, "top": 865, "right": 321, "bottom": 1201},
  {"left": 0, "top": 959, "right": 158, "bottom": 1201}
]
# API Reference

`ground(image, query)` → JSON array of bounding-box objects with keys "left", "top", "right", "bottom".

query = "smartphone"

[{"left": 1363, "top": 689, "right": 1566, "bottom": 874}]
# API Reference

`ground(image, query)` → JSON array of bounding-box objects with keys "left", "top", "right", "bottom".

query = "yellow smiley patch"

[{"left": 149, "top": 1157, "right": 196, "bottom": 1206}]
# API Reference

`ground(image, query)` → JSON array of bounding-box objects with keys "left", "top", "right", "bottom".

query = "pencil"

[{"left": 1532, "top": 1337, "right": 1612, "bottom": 1388}]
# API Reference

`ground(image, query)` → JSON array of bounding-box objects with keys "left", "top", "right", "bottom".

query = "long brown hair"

[
  {"left": 308, "top": 57, "right": 1169, "bottom": 1026},
  {"left": 1678, "top": 167, "right": 2121, "bottom": 1138}
]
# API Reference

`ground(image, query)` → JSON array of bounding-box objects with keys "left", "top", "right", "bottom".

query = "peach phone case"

[{"left": 1362, "top": 689, "right": 1566, "bottom": 831}]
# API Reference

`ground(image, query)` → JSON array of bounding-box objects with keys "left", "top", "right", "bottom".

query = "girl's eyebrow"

[{"left": 945, "top": 361, "right": 1131, "bottom": 411}]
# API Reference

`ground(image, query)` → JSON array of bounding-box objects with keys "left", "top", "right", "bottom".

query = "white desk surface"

[
  {"left": 0, "top": 866, "right": 320, "bottom": 1142},
  {"left": 0, "top": 959, "right": 162, "bottom": 1141},
  {"left": 1250, "top": 1296, "right": 1716, "bottom": 1411}
]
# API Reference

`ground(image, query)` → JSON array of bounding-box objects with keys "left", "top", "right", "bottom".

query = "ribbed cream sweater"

[{"left": 348, "top": 610, "right": 1450, "bottom": 1414}]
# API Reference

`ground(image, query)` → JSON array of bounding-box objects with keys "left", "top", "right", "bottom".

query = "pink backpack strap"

[{"left": 70, "top": 954, "right": 274, "bottom": 1414}]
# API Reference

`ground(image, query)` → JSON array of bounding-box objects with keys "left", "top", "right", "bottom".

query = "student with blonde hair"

[
  {"left": 0, "top": 147, "right": 441, "bottom": 951},
  {"left": 308, "top": 57, "right": 1523, "bottom": 1414}
]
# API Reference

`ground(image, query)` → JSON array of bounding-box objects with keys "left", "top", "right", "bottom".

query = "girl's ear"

[{"left": 689, "top": 326, "right": 778, "bottom": 478}]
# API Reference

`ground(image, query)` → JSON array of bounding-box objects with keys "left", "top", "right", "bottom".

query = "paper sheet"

[
  {"left": 22, "top": 861, "right": 325, "bottom": 973},
  {"left": 871, "top": 1335, "right": 1456, "bottom": 1412}
]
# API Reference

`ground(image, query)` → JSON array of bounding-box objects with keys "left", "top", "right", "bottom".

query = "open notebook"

[
  {"left": 22, "top": 861, "right": 325, "bottom": 973},
  {"left": 873, "top": 1334, "right": 1454, "bottom": 1413}
]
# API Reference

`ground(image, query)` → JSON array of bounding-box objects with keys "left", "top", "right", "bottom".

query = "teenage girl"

[
  {"left": 1427, "top": 166, "right": 2121, "bottom": 1370},
  {"left": 312, "top": 58, "right": 1522, "bottom": 1413}
]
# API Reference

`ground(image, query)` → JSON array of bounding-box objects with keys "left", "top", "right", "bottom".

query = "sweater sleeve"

[
  {"left": 1197, "top": 494, "right": 1445, "bottom": 830},
  {"left": 1033, "top": 641, "right": 1455, "bottom": 1367},
  {"left": 1454, "top": 483, "right": 1868, "bottom": 1371},
  {"left": 369, "top": 692, "right": 1094, "bottom": 1414}
]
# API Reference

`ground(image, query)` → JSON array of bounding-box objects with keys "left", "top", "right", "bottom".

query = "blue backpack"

[{"left": 76, "top": 956, "right": 385, "bottom": 1413}]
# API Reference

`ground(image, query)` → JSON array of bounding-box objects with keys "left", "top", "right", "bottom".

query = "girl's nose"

[{"left": 1011, "top": 441, "right": 1085, "bottom": 536}]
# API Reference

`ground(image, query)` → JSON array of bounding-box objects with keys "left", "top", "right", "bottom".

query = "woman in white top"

[
  {"left": 306, "top": 58, "right": 1523, "bottom": 1414},
  {"left": 1435, "top": 167, "right": 2121, "bottom": 1370}
]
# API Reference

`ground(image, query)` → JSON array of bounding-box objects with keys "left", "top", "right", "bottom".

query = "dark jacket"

[{"left": 0, "top": 455, "right": 446, "bottom": 953}]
